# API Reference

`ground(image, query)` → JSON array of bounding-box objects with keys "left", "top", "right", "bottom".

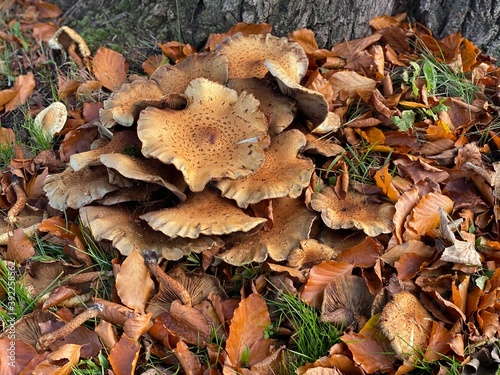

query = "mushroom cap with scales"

[{"left": 137, "top": 77, "right": 269, "bottom": 192}]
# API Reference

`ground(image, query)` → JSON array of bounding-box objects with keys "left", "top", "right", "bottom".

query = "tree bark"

[{"left": 50, "top": 0, "right": 500, "bottom": 59}]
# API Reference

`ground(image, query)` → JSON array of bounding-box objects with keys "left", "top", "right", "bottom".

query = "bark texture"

[{"left": 51, "top": 0, "right": 500, "bottom": 58}]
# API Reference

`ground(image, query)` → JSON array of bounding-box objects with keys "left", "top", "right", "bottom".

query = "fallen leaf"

[
  {"left": 226, "top": 293, "right": 274, "bottom": 367},
  {"left": 115, "top": 249, "right": 154, "bottom": 314},
  {"left": 108, "top": 334, "right": 141, "bottom": 375},
  {"left": 92, "top": 47, "right": 128, "bottom": 91}
]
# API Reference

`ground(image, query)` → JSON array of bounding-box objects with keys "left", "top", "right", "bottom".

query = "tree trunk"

[{"left": 50, "top": 0, "right": 500, "bottom": 60}]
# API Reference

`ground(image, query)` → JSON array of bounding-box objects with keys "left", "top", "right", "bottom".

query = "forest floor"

[{"left": 0, "top": 1, "right": 500, "bottom": 375}]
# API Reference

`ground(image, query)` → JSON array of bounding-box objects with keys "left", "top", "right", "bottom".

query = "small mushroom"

[
  {"left": 320, "top": 275, "right": 374, "bottom": 330},
  {"left": 33, "top": 102, "right": 67, "bottom": 138},
  {"left": 48, "top": 26, "right": 91, "bottom": 59},
  {"left": 99, "top": 153, "right": 187, "bottom": 202},
  {"left": 44, "top": 166, "right": 120, "bottom": 210},
  {"left": 227, "top": 77, "right": 295, "bottom": 136},
  {"left": 216, "top": 33, "right": 308, "bottom": 82},
  {"left": 311, "top": 186, "right": 395, "bottom": 237},
  {"left": 380, "top": 291, "right": 434, "bottom": 360},
  {"left": 140, "top": 188, "right": 267, "bottom": 239},
  {"left": 69, "top": 130, "right": 142, "bottom": 171},
  {"left": 216, "top": 129, "right": 314, "bottom": 208},
  {"left": 264, "top": 59, "right": 329, "bottom": 126},
  {"left": 137, "top": 77, "right": 269, "bottom": 192}
]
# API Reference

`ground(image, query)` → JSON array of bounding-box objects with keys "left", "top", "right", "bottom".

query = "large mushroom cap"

[
  {"left": 311, "top": 186, "right": 395, "bottom": 237},
  {"left": 216, "top": 129, "right": 314, "bottom": 208},
  {"left": 137, "top": 77, "right": 269, "bottom": 192},
  {"left": 140, "top": 189, "right": 267, "bottom": 239},
  {"left": 79, "top": 206, "right": 220, "bottom": 260},
  {"left": 218, "top": 196, "right": 317, "bottom": 264},
  {"left": 215, "top": 33, "right": 308, "bottom": 82},
  {"left": 264, "top": 59, "right": 329, "bottom": 126}
]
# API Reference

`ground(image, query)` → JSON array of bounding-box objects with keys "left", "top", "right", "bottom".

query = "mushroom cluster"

[{"left": 42, "top": 31, "right": 375, "bottom": 264}]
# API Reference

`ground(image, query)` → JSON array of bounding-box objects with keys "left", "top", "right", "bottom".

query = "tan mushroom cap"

[
  {"left": 264, "top": 59, "right": 329, "bottom": 126},
  {"left": 310, "top": 186, "right": 395, "bottom": 237},
  {"left": 44, "top": 166, "right": 119, "bottom": 210},
  {"left": 218, "top": 197, "right": 317, "bottom": 265},
  {"left": 138, "top": 77, "right": 269, "bottom": 192},
  {"left": 101, "top": 52, "right": 226, "bottom": 127},
  {"left": 100, "top": 153, "right": 187, "bottom": 201},
  {"left": 380, "top": 291, "right": 434, "bottom": 360},
  {"left": 34, "top": 102, "right": 67, "bottom": 138},
  {"left": 69, "top": 130, "right": 142, "bottom": 171},
  {"left": 216, "top": 33, "right": 308, "bottom": 82},
  {"left": 227, "top": 77, "right": 295, "bottom": 136},
  {"left": 80, "top": 206, "right": 221, "bottom": 260},
  {"left": 101, "top": 80, "right": 164, "bottom": 127},
  {"left": 320, "top": 275, "right": 374, "bottom": 329},
  {"left": 48, "top": 26, "right": 91, "bottom": 58},
  {"left": 140, "top": 189, "right": 267, "bottom": 239},
  {"left": 216, "top": 130, "right": 314, "bottom": 208},
  {"left": 151, "top": 51, "right": 228, "bottom": 93},
  {"left": 96, "top": 184, "right": 161, "bottom": 205}
]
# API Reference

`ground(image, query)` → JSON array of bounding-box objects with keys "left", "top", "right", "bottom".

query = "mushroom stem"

[
  {"left": 143, "top": 251, "right": 192, "bottom": 306},
  {"left": 7, "top": 176, "right": 27, "bottom": 226},
  {"left": 36, "top": 303, "right": 103, "bottom": 351}
]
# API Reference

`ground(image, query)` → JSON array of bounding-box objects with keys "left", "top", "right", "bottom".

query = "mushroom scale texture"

[{"left": 137, "top": 77, "right": 269, "bottom": 192}]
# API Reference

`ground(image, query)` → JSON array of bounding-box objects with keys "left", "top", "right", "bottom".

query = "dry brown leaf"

[
  {"left": 33, "top": 343, "right": 81, "bottom": 375},
  {"left": 341, "top": 332, "right": 395, "bottom": 373},
  {"left": 5, "top": 72, "right": 36, "bottom": 111},
  {"left": 115, "top": 249, "right": 154, "bottom": 314},
  {"left": 301, "top": 260, "right": 354, "bottom": 308},
  {"left": 329, "top": 70, "right": 377, "bottom": 101},
  {"left": 0, "top": 339, "right": 37, "bottom": 374},
  {"left": 92, "top": 47, "right": 129, "bottom": 91},
  {"left": 108, "top": 334, "right": 141, "bottom": 375},
  {"left": 173, "top": 340, "right": 202, "bottom": 375},
  {"left": 226, "top": 293, "right": 274, "bottom": 367},
  {"left": 289, "top": 28, "right": 319, "bottom": 54},
  {"left": 6, "top": 227, "right": 35, "bottom": 263},
  {"left": 407, "top": 192, "right": 454, "bottom": 236}
]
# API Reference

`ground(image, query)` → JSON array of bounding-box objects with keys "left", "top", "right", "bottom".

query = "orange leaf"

[
  {"left": 374, "top": 164, "right": 399, "bottom": 203},
  {"left": 108, "top": 334, "right": 141, "bottom": 375},
  {"left": 0, "top": 89, "right": 17, "bottom": 108},
  {"left": 461, "top": 39, "right": 480, "bottom": 72},
  {"left": 225, "top": 293, "right": 274, "bottom": 367},
  {"left": 172, "top": 341, "right": 202, "bottom": 374},
  {"left": 342, "top": 332, "right": 395, "bottom": 373},
  {"left": 301, "top": 260, "right": 354, "bottom": 308},
  {"left": 330, "top": 71, "right": 377, "bottom": 101},
  {"left": 407, "top": 192, "right": 454, "bottom": 236},
  {"left": 33, "top": 343, "right": 81, "bottom": 375},
  {"left": 115, "top": 249, "right": 155, "bottom": 314},
  {"left": 6, "top": 228, "right": 35, "bottom": 263},
  {"left": 5, "top": 72, "right": 36, "bottom": 112},
  {"left": 289, "top": 28, "right": 319, "bottom": 54},
  {"left": 92, "top": 47, "right": 128, "bottom": 91}
]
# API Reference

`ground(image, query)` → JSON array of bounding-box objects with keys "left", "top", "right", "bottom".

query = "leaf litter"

[{"left": 0, "top": 2, "right": 500, "bottom": 374}]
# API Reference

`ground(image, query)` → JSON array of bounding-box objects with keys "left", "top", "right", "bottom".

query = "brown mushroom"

[
  {"left": 79, "top": 206, "right": 221, "bottom": 260},
  {"left": 33, "top": 102, "right": 67, "bottom": 138},
  {"left": 215, "top": 33, "right": 308, "bottom": 82},
  {"left": 264, "top": 59, "right": 329, "bottom": 126},
  {"left": 227, "top": 77, "right": 295, "bottom": 136},
  {"left": 216, "top": 129, "right": 314, "bottom": 208},
  {"left": 311, "top": 186, "right": 395, "bottom": 237},
  {"left": 48, "top": 26, "right": 91, "bottom": 58},
  {"left": 380, "top": 291, "right": 434, "bottom": 360},
  {"left": 101, "top": 52, "right": 227, "bottom": 127},
  {"left": 44, "top": 166, "right": 119, "bottom": 210},
  {"left": 69, "top": 130, "right": 142, "bottom": 171},
  {"left": 218, "top": 197, "right": 317, "bottom": 264},
  {"left": 320, "top": 275, "right": 374, "bottom": 330},
  {"left": 140, "top": 188, "right": 267, "bottom": 239},
  {"left": 99, "top": 153, "right": 187, "bottom": 202},
  {"left": 137, "top": 77, "right": 269, "bottom": 192}
]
